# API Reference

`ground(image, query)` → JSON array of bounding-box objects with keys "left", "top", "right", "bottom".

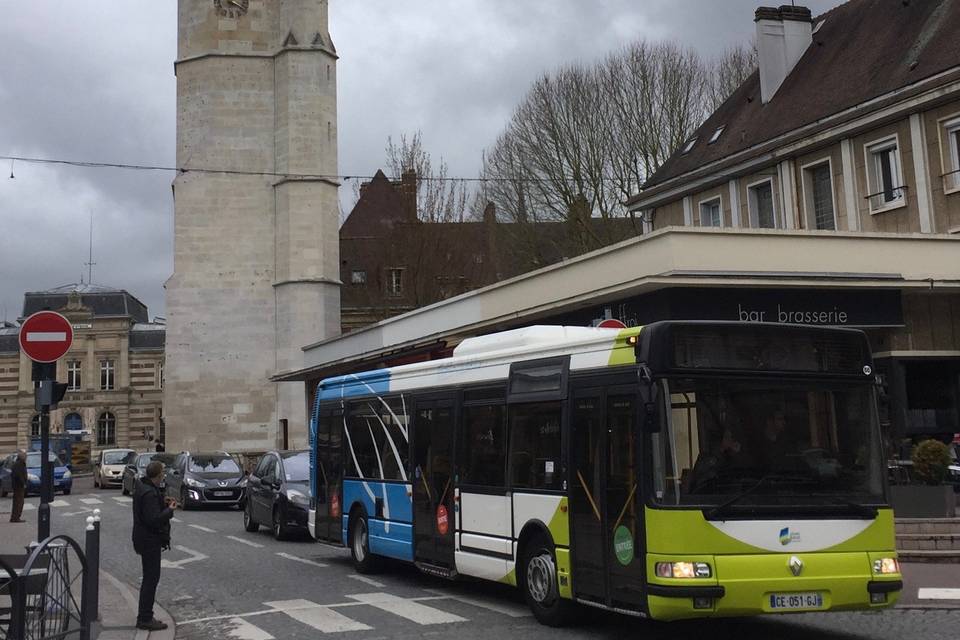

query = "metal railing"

[
  {"left": 0, "top": 510, "right": 100, "bottom": 640},
  {"left": 864, "top": 185, "right": 908, "bottom": 211}
]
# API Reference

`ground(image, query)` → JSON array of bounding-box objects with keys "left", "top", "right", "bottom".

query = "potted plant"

[{"left": 890, "top": 440, "right": 956, "bottom": 518}]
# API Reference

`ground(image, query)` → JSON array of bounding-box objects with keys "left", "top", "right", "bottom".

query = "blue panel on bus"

[
  {"left": 368, "top": 519, "right": 414, "bottom": 562},
  {"left": 342, "top": 479, "right": 413, "bottom": 523},
  {"left": 318, "top": 370, "right": 391, "bottom": 401},
  {"left": 341, "top": 480, "right": 414, "bottom": 561}
]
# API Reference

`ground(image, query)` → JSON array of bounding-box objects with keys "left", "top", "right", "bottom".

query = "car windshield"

[
  {"left": 189, "top": 456, "right": 240, "bottom": 474},
  {"left": 282, "top": 453, "right": 310, "bottom": 482},
  {"left": 27, "top": 452, "right": 62, "bottom": 467},
  {"left": 137, "top": 454, "right": 155, "bottom": 469},
  {"left": 103, "top": 451, "right": 133, "bottom": 465},
  {"left": 653, "top": 377, "right": 884, "bottom": 510}
]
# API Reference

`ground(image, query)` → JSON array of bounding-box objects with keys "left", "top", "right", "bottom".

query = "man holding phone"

[{"left": 132, "top": 460, "right": 178, "bottom": 631}]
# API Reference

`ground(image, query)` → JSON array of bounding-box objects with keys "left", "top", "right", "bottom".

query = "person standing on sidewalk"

[
  {"left": 8, "top": 450, "right": 27, "bottom": 523},
  {"left": 132, "top": 461, "right": 177, "bottom": 631}
]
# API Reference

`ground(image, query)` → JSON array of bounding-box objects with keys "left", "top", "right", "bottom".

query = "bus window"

[
  {"left": 346, "top": 404, "right": 379, "bottom": 478},
  {"left": 459, "top": 405, "right": 507, "bottom": 487},
  {"left": 346, "top": 399, "right": 409, "bottom": 481},
  {"left": 509, "top": 402, "right": 562, "bottom": 490}
]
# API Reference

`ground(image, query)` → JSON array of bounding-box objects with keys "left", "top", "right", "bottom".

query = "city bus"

[{"left": 308, "top": 321, "right": 901, "bottom": 624}]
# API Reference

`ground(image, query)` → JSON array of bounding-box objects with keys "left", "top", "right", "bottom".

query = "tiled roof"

[
  {"left": 638, "top": 0, "right": 960, "bottom": 196},
  {"left": 22, "top": 285, "right": 149, "bottom": 323}
]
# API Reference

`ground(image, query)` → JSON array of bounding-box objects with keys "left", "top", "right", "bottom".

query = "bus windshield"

[{"left": 653, "top": 377, "right": 884, "bottom": 511}]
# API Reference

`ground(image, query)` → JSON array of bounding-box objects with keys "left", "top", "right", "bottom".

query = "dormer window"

[
  {"left": 708, "top": 126, "right": 725, "bottom": 144},
  {"left": 681, "top": 137, "right": 698, "bottom": 154}
]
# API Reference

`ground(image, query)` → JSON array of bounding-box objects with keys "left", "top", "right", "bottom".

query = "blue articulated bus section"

[
  {"left": 342, "top": 479, "right": 414, "bottom": 562},
  {"left": 318, "top": 370, "right": 391, "bottom": 401}
]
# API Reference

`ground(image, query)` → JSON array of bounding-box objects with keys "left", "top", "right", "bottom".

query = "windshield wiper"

[
  {"left": 818, "top": 498, "right": 878, "bottom": 519},
  {"left": 704, "top": 473, "right": 811, "bottom": 521}
]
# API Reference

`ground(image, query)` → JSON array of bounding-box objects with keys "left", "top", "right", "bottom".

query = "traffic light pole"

[{"left": 33, "top": 362, "right": 56, "bottom": 541}]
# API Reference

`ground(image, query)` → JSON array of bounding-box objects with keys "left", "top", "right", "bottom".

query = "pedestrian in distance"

[
  {"left": 8, "top": 450, "right": 27, "bottom": 523},
  {"left": 155, "top": 440, "right": 165, "bottom": 453},
  {"left": 132, "top": 460, "right": 178, "bottom": 631}
]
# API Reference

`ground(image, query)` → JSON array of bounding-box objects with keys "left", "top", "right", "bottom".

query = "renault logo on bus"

[{"left": 789, "top": 556, "right": 804, "bottom": 577}]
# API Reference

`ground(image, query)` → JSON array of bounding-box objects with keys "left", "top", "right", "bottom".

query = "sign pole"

[
  {"left": 20, "top": 312, "right": 74, "bottom": 543},
  {"left": 33, "top": 362, "right": 58, "bottom": 542}
]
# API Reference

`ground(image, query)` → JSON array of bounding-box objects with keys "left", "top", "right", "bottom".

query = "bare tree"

[
  {"left": 385, "top": 131, "right": 470, "bottom": 223},
  {"left": 707, "top": 42, "right": 759, "bottom": 111}
]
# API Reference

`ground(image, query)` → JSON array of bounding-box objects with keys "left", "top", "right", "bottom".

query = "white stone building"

[{"left": 165, "top": 0, "right": 340, "bottom": 452}]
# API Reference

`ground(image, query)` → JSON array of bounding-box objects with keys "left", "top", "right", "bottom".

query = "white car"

[{"left": 94, "top": 448, "right": 136, "bottom": 489}]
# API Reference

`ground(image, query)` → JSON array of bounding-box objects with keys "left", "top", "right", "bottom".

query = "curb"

[
  {"left": 896, "top": 604, "right": 960, "bottom": 611},
  {"left": 99, "top": 569, "right": 176, "bottom": 640}
]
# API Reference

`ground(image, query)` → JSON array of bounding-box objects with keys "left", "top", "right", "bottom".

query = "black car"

[
  {"left": 166, "top": 451, "right": 247, "bottom": 509},
  {"left": 243, "top": 450, "right": 311, "bottom": 540},
  {"left": 122, "top": 452, "right": 177, "bottom": 495}
]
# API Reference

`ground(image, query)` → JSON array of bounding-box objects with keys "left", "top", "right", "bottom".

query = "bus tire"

[
  {"left": 348, "top": 509, "right": 381, "bottom": 574},
  {"left": 520, "top": 534, "right": 574, "bottom": 627}
]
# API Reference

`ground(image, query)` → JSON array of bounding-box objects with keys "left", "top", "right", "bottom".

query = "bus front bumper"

[{"left": 646, "top": 552, "right": 902, "bottom": 621}]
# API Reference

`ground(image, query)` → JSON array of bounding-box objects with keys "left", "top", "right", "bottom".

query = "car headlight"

[
  {"left": 286, "top": 489, "right": 309, "bottom": 506},
  {"left": 655, "top": 561, "right": 712, "bottom": 579},
  {"left": 185, "top": 477, "right": 204, "bottom": 488},
  {"left": 238, "top": 477, "right": 248, "bottom": 487},
  {"left": 27, "top": 473, "right": 40, "bottom": 483},
  {"left": 62, "top": 469, "right": 72, "bottom": 479},
  {"left": 873, "top": 558, "right": 900, "bottom": 575}
]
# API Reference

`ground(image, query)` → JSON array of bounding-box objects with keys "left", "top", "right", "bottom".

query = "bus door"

[
  {"left": 314, "top": 409, "right": 344, "bottom": 543},
  {"left": 570, "top": 385, "right": 645, "bottom": 610},
  {"left": 412, "top": 397, "right": 456, "bottom": 568}
]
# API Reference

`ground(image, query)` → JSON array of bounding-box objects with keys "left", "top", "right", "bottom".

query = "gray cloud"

[{"left": 0, "top": 0, "right": 841, "bottom": 321}]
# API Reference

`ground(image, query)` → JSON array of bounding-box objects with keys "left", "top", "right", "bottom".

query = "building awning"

[{"left": 273, "top": 227, "right": 960, "bottom": 383}]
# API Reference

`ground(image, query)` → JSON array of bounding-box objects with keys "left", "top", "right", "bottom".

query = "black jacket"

[
  {"left": 11, "top": 458, "right": 27, "bottom": 490},
  {"left": 132, "top": 478, "right": 173, "bottom": 553}
]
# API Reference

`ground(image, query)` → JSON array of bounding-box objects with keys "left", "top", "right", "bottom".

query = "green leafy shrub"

[{"left": 911, "top": 440, "right": 951, "bottom": 486}]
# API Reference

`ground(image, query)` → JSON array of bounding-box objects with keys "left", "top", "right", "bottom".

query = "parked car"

[
  {"left": 166, "top": 451, "right": 247, "bottom": 509},
  {"left": 26, "top": 450, "right": 72, "bottom": 496},
  {"left": 243, "top": 450, "right": 310, "bottom": 540},
  {"left": 121, "top": 452, "right": 177, "bottom": 495},
  {"left": 0, "top": 452, "right": 16, "bottom": 497},
  {"left": 94, "top": 449, "right": 136, "bottom": 489}
]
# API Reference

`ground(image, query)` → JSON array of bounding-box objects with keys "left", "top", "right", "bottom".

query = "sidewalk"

[{"left": 1, "top": 502, "right": 175, "bottom": 639}]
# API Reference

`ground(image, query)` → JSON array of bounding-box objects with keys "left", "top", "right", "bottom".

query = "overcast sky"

[{"left": 0, "top": 0, "right": 841, "bottom": 321}]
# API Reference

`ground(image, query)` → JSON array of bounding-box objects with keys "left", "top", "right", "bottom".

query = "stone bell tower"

[{"left": 166, "top": 0, "right": 340, "bottom": 451}]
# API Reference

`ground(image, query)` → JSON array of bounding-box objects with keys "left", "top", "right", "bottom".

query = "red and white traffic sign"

[
  {"left": 597, "top": 318, "right": 627, "bottom": 329},
  {"left": 19, "top": 311, "right": 74, "bottom": 363}
]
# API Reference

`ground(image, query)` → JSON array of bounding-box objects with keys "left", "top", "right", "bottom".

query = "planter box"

[{"left": 891, "top": 485, "right": 956, "bottom": 518}]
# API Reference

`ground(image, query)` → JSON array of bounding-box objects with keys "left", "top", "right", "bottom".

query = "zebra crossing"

[
  {"left": 14, "top": 494, "right": 132, "bottom": 512},
  {"left": 180, "top": 590, "right": 530, "bottom": 638}
]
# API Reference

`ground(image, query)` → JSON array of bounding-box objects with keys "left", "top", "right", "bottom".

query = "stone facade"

[
  {"left": 166, "top": 0, "right": 340, "bottom": 452},
  {"left": 0, "top": 285, "right": 165, "bottom": 455}
]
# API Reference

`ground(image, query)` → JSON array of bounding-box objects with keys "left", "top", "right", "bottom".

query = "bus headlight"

[
  {"left": 655, "top": 561, "right": 712, "bottom": 579},
  {"left": 873, "top": 558, "right": 900, "bottom": 575}
]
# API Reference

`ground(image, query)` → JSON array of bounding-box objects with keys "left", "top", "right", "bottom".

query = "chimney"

[
  {"left": 755, "top": 5, "right": 813, "bottom": 104},
  {"left": 400, "top": 170, "right": 418, "bottom": 222}
]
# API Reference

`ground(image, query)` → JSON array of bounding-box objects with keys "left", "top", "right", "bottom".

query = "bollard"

[
  {"left": 91, "top": 509, "right": 101, "bottom": 620},
  {"left": 81, "top": 517, "right": 96, "bottom": 640}
]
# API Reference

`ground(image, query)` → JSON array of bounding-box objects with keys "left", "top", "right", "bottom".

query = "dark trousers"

[
  {"left": 10, "top": 487, "right": 25, "bottom": 522},
  {"left": 137, "top": 546, "right": 162, "bottom": 623}
]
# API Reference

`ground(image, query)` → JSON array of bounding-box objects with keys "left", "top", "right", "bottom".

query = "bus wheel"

[
  {"left": 349, "top": 511, "right": 380, "bottom": 574},
  {"left": 521, "top": 535, "right": 573, "bottom": 627}
]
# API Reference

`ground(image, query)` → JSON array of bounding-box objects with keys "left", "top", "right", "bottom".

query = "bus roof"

[{"left": 316, "top": 325, "right": 640, "bottom": 402}]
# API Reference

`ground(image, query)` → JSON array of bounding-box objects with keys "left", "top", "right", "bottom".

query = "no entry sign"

[{"left": 19, "top": 311, "right": 74, "bottom": 363}]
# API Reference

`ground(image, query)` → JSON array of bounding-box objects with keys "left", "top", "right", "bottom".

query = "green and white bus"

[{"left": 308, "top": 321, "right": 901, "bottom": 624}]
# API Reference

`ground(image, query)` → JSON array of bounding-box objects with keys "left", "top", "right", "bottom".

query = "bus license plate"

[
  {"left": 770, "top": 592, "right": 824, "bottom": 610},
  {"left": 214, "top": 491, "right": 233, "bottom": 497}
]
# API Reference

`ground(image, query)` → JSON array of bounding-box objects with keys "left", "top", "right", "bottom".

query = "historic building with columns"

[
  {"left": 0, "top": 284, "right": 165, "bottom": 454},
  {"left": 165, "top": 0, "right": 340, "bottom": 451}
]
